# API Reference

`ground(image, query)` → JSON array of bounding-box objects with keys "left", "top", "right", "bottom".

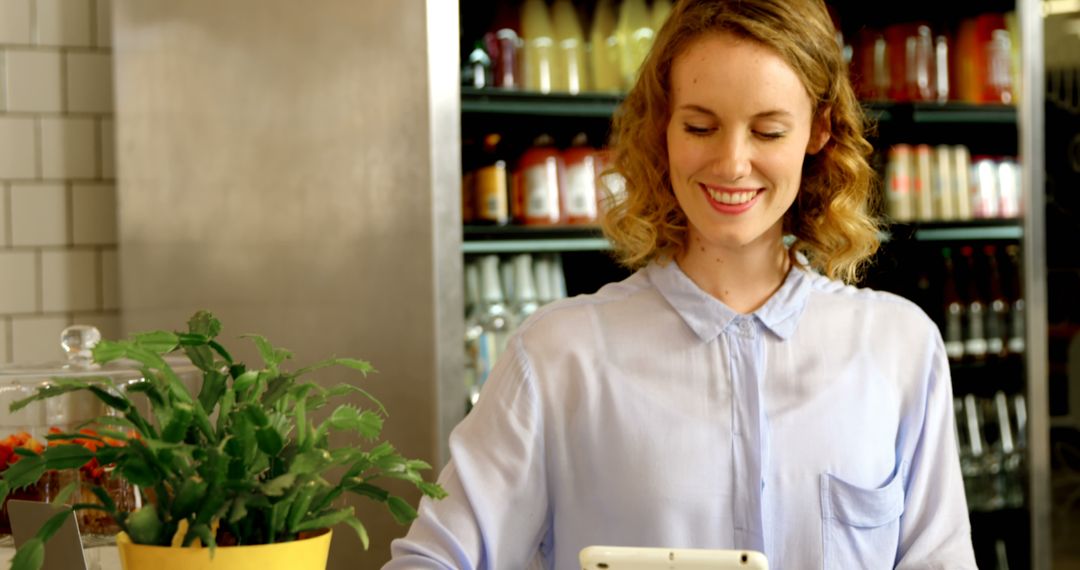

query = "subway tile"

[
  {"left": 95, "top": 0, "right": 111, "bottom": 48},
  {"left": 66, "top": 51, "right": 112, "bottom": 112},
  {"left": 10, "top": 183, "right": 66, "bottom": 246},
  {"left": 0, "top": 318, "right": 9, "bottom": 363},
  {"left": 40, "top": 116, "right": 95, "bottom": 179},
  {"left": 100, "top": 248, "right": 117, "bottom": 310},
  {"left": 71, "top": 311, "right": 118, "bottom": 342},
  {"left": 0, "top": 185, "right": 8, "bottom": 246},
  {"left": 99, "top": 117, "right": 114, "bottom": 179},
  {"left": 11, "top": 314, "right": 70, "bottom": 364},
  {"left": 0, "top": 250, "right": 36, "bottom": 313},
  {"left": 35, "top": 0, "right": 91, "bottom": 47},
  {"left": 41, "top": 248, "right": 96, "bottom": 311},
  {"left": 0, "top": 0, "right": 32, "bottom": 45},
  {"left": 5, "top": 49, "right": 63, "bottom": 112},
  {"left": 0, "top": 117, "right": 36, "bottom": 179},
  {"left": 71, "top": 183, "right": 114, "bottom": 244}
]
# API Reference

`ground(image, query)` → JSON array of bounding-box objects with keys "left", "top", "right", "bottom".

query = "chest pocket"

[{"left": 820, "top": 462, "right": 906, "bottom": 569}]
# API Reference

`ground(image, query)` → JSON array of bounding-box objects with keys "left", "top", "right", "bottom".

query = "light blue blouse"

[{"left": 386, "top": 261, "right": 977, "bottom": 570}]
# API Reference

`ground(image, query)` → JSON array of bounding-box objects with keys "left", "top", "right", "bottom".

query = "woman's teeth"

[{"left": 705, "top": 187, "right": 758, "bottom": 205}]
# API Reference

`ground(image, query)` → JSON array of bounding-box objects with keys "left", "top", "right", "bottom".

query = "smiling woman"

[{"left": 385, "top": 2, "right": 977, "bottom": 569}]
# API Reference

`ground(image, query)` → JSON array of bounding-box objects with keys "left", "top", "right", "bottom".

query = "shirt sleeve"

[
  {"left": 384, "top": 335, "right": 549, "bottom": 569},
  {"left": 894, "top": 333, "right": 978, "bottom": 569}
]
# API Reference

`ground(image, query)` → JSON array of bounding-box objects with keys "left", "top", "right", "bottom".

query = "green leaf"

[
  {"left": 343, "top": 516, "right": 370, "bottom": 550},
  {"left": 293, "top": 506, "right": 354, "bottom": 533},
  {"left": 41, "top": 444, "right": 95, "bottom": 470},
  {"left": 346, "top": 482, "right": 389, "bottom": 503},
  {"left": 294, "top": 358, "right": 375, "bottom": 378},
  {"left": 243, "top": 334, "right": 293, "bottom": 372},
  {"left": 2, "top": 454, "right": 46, "bottom": 489},
  {"left": 0, "top": 480, "right": 9, "bottom": 504},
  {"left": 287, "top": 482, "right": 317, "bottom": 532},
  {"left": 132, "top": 331, "right": 180, "bottom": 354},
  {"left": 11, "top": 537, "right": 44, "bottom": 570},
  {"left": 188, "top": 311, "right": 222, "bottom": 338},
  {"left": 233, "top": 370, "right": 259, "bottom": 396},
  {"left": 325, "top": 405, "right": 383, "bottom": 439},
  {"left": 197, "top": 370, "right": 228, "bottom": 411},
  {"left": 127, "top": 504, "right": 163, "bottom": 545},
  {"left": 228, "top": 496, "right": 249, "bottom": 524},
  {"left": 92, "top": 340, "right": 126, "bottom": 364},
  {"left": 118, "top": 457, "right": 159, "bottom": 488},
  {"left": 162, "top": 401, "right": 194, "bottom": 443},
  {"left": 87, "top": 385, "right": 132, "bottom": 413},
  {"left": 256, "top": 427, "right": 284, "bottom": 456},
  {"left": 418, "top": 481, "right": 448, "bottom": 500},
  {"left": 261, "top": 473, "right": 297, "bottom": 497},
  {"left": 90, "top": 485, "right": 117, "bottom": 513},
  {"left": 288, "top": 449, "right": 330, "bottom": 476},
  {"left": 184, "top": 344, "right": 217, "bottom": 373},
  {"left": 172, "top": 478, "right": 208, "bottom": 519},
  {"left": 9, "top": 379, "right": 91, "bottom": 412},
  {"left": 183, "top": 522, "right": 215, "bottom": 549},
  {"left": 52, "top": 481, "right": 79, "bottom": 507},
  {"left": 269, "top": 499, "right": 290, "bottom": 543},
  {"left": 386, "top": 495, "right": 418, "bottom": 525}
]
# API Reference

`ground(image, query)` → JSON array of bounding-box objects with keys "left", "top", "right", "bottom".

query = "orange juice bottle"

[
  {"left": 589, "top": 0, "right": 621, "bottom": 92},
  {"left": 521, "top": 0, "right": 555, "bottom": 93},
  {"left": 552, "top": 0, "right": 588, "bottom": 93}
]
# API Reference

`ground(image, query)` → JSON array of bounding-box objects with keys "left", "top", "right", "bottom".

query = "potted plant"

[{"left": 0, "top": 311, "right": 446, "bottom": 570}]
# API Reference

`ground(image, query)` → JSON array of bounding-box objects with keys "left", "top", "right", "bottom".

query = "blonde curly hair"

[{"left": 601, "top": 0, "right": 881, "bottom": 284}]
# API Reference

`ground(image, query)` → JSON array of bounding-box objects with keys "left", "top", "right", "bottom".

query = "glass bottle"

[
  {"left": 473, "top": 255, "right": 516, "bottom": 407},
  {"left": 942, "top": 248, "right": 966, "bottom": 362},
  {"left": 983, "top": 246, "right": 1010, "bottom": 358},
  {"left": 961, "top": 246, "right": 988, "bottom": 362},
  {"left": 511, "top": 254, "right": 541, "bottom": 323}
]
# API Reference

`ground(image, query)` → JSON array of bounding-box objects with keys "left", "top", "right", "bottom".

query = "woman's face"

[{"left": 666, "top": 32, "right": 827, "bottom": 255}]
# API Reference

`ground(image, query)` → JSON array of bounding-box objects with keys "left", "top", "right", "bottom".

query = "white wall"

[{"left": 0, "top": 0, "right": 119, "bottom": 364}]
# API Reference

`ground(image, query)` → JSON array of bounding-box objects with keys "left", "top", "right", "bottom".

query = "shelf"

[
  {"left": 460, "top": 87, "right": 623, "bottom": 118},
  {"left": 888, "top": 220, "right": 1024, "bottom": 242},
  {"left": 461, "top": 88, "right": 1017, "bottom": 126},
  {"left": 864, "top": 102, "right": 1017, "bottom": 125},
  {"left": 462, "top": 225, "right": 611, "bottom": 254}
]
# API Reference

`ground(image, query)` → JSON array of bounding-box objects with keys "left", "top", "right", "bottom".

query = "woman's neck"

[{"left": 674, "top": 229, "right": 791, "bottom": 314}]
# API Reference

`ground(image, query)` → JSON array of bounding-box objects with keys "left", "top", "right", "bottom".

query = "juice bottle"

[
  {"left": 885, "top": 144, "right": 914, "bottom": 222},
  {"left": 484, "top": 3, "right": 522, "bottom": 89},
  {"left": 589, "top": 0, "right": 621, "bottom": 92},
  {"left": 522, "top": 0, "right": 556, "bottom": 93},
  {"left": 562, "top": 133, "right": 600, "bottom": 224},
  {"left": 473, "top": 134, "right": 510, "bottom": 225},
  {"left": 516, "top": 134, "right": 564, "bottom": 225},
  {"left": 651, "top": 0, "right": 673, "bottom": 32},
  {"left": 552, "top": 0, "right": 588, "bottom": 94},
  {"left": 616, "top": 0, "right": 653, "bottom": 89}
]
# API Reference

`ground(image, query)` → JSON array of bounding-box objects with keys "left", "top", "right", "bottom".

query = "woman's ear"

[{"left": 807, "top": 107, "right": 831, "bottom": 155}]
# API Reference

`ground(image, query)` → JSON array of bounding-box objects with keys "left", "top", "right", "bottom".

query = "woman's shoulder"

[{"left": 801, "top": 270, "right": 937, "bottom": 332}]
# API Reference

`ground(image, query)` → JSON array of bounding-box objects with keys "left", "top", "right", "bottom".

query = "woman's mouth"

[{"left": 700, "top": 183, "right": 764, "bottom": 214}]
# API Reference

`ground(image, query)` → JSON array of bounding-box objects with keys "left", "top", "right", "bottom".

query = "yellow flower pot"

[{"left": 116, "top": 529, "right": 332, "bottom": 570}]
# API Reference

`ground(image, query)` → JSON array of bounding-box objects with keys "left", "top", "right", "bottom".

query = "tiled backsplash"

[{"left": 0, "top": 0, "right": 118, "bottom": 364}]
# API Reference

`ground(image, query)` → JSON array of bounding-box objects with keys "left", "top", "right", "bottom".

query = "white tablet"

[{"left": 579, "top": 546, "right": 769, "bottom": 570}]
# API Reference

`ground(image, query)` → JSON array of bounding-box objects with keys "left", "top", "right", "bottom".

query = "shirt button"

[{"left": 740, "top": 321, "right": 752, "bottom": 332}]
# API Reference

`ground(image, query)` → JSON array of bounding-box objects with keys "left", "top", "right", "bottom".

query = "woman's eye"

[
  {"left": 683, "top": 124, "right": 712, "bottom": 136},
  {"left": 755, "top": 131, "right": 786, "bottom": 140}
]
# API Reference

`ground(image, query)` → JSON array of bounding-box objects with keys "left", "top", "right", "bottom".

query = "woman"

[{"left": 387, "top": 0, "right": 976, "bottom": 568}]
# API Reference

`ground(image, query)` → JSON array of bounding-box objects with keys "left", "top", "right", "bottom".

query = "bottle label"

[
  {"left": 475, "top": 163, "right": 509, "bottom": 223},
  {"left": 564, "top": 160, "right": 598, "bottom": 219},
  {"left": 524, "top": 159, "right": 561, "bottom": 221}
]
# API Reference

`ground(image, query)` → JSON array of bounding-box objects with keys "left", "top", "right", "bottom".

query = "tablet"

[{"left": 579, "top": 546, "right": 769, "bottom": 569}]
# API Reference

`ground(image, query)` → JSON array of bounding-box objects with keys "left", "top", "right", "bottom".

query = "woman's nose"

[{"left": 709, "top": 134, "right": 752, "bottom": 182}]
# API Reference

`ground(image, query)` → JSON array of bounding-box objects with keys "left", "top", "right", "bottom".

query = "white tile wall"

[
  {"left": 0, "top": 251, "right": 36, "bottom": 313},
  {"left": 0, "top": 318, "right": 9, "bottom": 363},
  {"left": 95, "top": 0, "right": 112, "bottom": 48},
  {"left": 72, "top": 183, "right": 115, "bottom": 244},
  {"left": 40, "top": 116, "right": 96, "bottom": 179},
  {"left": 99, "top": 117, "right": 114, "bottom": 179},
  {"left": 11, "top": 183, "right": 67, "bottom": 246},
  {"left": 100, "top": 248, "right": 117, "bottom": 310},
  {"left": 41, "top": 249, "right": 96, "bottom": 311},
  {"left": 0, "top": 0, "right": 32, "bottom": 45},
  {"left": 0, "top": 117, "right": 37, "bottom": 179},
  {"left": 0, "top": 185, "right": 8, "bottom": 246},
  {"left": 5, "top": 49, "right": 63, "bottom": 112},
  {"left": 1, "top": 0, "right": 117, "bottom": 364},
  {"left": 11, "top": 314, "right": 70, "bottom": 363},
  {"left": 35, "top": 0, "right": 92, "bottom": 47},
  {"left": 66, "top": 52, "right": 112, "bottom": 113}
]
